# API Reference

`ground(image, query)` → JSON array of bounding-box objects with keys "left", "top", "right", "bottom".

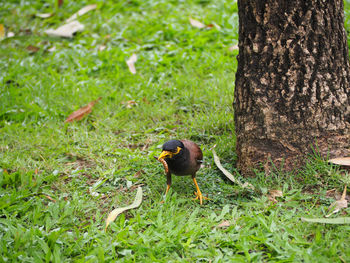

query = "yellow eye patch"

[{"left": 158, "top": 146, "right": 182, "bottom": 160}]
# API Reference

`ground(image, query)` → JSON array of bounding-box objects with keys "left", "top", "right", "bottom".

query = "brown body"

[
  {"left": 169, "top": 140, "right": 202, "bottom": 176},
  {"left": 157, "top": 139, "right": 207, "bottom": 204}
]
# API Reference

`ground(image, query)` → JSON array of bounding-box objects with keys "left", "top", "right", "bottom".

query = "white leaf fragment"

[
  {"left": 189, "top": 18, "right": 206, "bottom": 29},
  {"left": 268, "top": 189, "right": 283, "bottom": 203},
  {"left": 126, "top": 54, "right": 137, "bottom": 74},
  {"left": 326, "top": 185, "right": 348, "bottom": 217},
  {"left": 36, "top": 13, "right": 54, "bottom": 18},
  {"left": 212, "top": 149, "right": 255, "bottom": 190},
  {"left": 45, "top": 21, "right": 85, "bottom": 38},
  {"left": 66, "top": 4, "right": 97, "bottom": 23},
  {"left": 105, "top": 187, "right": 143, "bottom": 231},
  {"left": 329, "top": 157, "right": 350, "bottom": 166}
]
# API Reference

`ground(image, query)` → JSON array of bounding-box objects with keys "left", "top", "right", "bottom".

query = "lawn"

[{"left": 1, "top": 0, "right": 350, "bottom": 262}]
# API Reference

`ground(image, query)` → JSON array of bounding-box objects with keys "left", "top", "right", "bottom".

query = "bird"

[{"left": 157, "top": 139, "right": 208, "bottom": 205}]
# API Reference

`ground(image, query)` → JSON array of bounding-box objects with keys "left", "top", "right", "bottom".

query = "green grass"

[{"left": 1, "top": 0, "right": 350, "bottom": 262}]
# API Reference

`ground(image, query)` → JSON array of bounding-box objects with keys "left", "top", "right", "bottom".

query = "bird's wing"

[{"left": 181, "top": 139, "right": 203, "bottom": 161}]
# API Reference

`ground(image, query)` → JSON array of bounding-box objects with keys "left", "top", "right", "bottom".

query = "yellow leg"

[
  {"left": 165, "top": 184, "right": 171, "bottom": 195},
  {"left": 160, "top": 184, "right": 171, "bottom": 204},
  {"left": 192, "top": 177, "right": 209, "bottom": 205}
]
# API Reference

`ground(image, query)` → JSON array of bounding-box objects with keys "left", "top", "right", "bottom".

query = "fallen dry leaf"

[
  {"left": 45, "top": 20, "right": 84, "bottom": 38},
  {"left": 0, "top": 24, "right": 5, "bottom": 40},
  {"left": 26, "top": 45, "right": 40, "bottom": 53},
  {"left": 133, "top": 170, "right": 144, "bottom": 178},
  {"left": 326, "top": 185, "right": 348, "bottom": 217},
  {"left": 105, "top": 186, "right": 143, "bottom": 231},
  {"left": 65, "top": 97, "right": 101, "bottom": 123},
  {"left": 189, "top": 18, "right": 206, "bottom": 29},
  {"left": 207, "top": 22, "right": 221, "bottom": 30},
  {"left": 98, "top": 45, "right": 106, "bottom": 51},
  {"left": 21, "top": 28, "right": 32, "bottom": 35},
  {"left": 301, "top": 217, "right": 350, "bottom": 224},
  {"left": 47, "top": 46, "right": 56, "bottom": 52},
  {"left": 126, "top": 54, "right": 137, "bottom": 74},
  {"left": 36, "top": 13, "right": 54, "bottom": 18},
  {"left": 66, "top": 4, "right": 97, "bottom": 23},
  {"left": 212, "top": 148, "right": 255, "bottom": 190},
  {"left": 43, "top": 194, "right": 56, "bottom": 203},
  {"left": 326, "top": 188, "right": 339, "bottom": 198},
  {"left": 268, "top": 189, "right": 283, "bottom": 203},
  {"left": 217, "top": 220, "right": 231, "bottom": 228},
  {"left": 329, "top": 157, "right": 350, "bottom": 167},
  {"left": 121, "top": 100, "right": 137, "bottom": 108}
]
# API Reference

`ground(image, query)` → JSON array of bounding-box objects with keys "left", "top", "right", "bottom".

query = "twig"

[
  {"left": 41, "top": 194, "right": 56, "bottom": 203},
  {"left": 341, "top": 185, "right": 347, "bottom": 200}
]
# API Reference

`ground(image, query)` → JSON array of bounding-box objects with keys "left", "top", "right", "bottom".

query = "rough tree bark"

[{"left": 234, "top": 0, "right": 350, "bottom": 175}]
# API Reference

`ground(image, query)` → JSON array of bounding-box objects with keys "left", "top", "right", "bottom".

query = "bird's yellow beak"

[
  {"left": 158, "top": 150, "right": 172, "bottom": 160},
  {"left": 158, "top": 147, "right": 181, "bottom": 160}
]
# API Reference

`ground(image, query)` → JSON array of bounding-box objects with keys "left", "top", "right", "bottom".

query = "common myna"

[{"left": 157, "top": 139, "right": 208, "bottom": 205}]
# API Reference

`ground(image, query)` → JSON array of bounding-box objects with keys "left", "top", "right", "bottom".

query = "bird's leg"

[
  {"left": 160, "top": 173, "right": 171, "bottom": 204},
  {"left": 192, "top": 176, "right": 209, "bottom": 205},
  {"left": 165, "top": 173, "right": 172, "bottom": 196}
]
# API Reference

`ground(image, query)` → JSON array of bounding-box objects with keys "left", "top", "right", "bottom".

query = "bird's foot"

[{"left": 193, "top": 191, "right": 210, "bottom": 205}]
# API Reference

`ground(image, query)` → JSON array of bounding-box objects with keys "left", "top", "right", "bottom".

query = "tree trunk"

[{"left": 234, "top": 0, "right": 350, "bottom": 175}]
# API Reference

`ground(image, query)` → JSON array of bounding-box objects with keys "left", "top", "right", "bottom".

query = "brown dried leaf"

[
  {"left": 27, "top": 45, "right": 40, "bottom": 53},
  {"left": 268, "top": 189, "right": 283, "bottom": 203},
  {"left": 126, "top": 54, "right": 137, "bottom": 74},
  {"left": 65, "top": 97, "right": 101, "bottom": 123},
  {"left": 45, "top": 20, "right": 84, "bottom": 38},
  {"left": 326, "top": 188, "right": 338, "bottom": 198},
  {"left": 66, "top": 4, "right": 97, "bottom": 23},
  {"left": 42, "top": 194, "right": 56, "bottom": 202},
  {"left": 142, "top": 97, "right": 150, "bottom": 104},
  {"left": 326, "top": 185, "right": 348, "bottom": 217},
  {"left": 207, "top": 22, "right": 221, "bottom": 30},
  {"left": 189, "top": 18, "right": 205, "bottom": 29},
  {"left": 133, "top": 170, "right": 144, "bottom": 178},
  {"left": 217, "top": 220, "right": 231, "bottom": 228}
]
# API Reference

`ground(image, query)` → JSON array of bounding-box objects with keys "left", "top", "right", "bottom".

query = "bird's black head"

[
  {"left": 162, "top": 140, "right": 184, "bottom": 151},
  {"left": 158, "top": 140, "right": 184, "bottom": 160}
]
